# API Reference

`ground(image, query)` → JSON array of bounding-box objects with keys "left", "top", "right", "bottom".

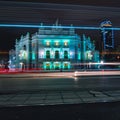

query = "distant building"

[
  {"left": 11, "top": 23, "right": 99, "bottom": 71},
  {"left": 100, "top": 20, "right": 114, "bottom": 61},
  {"left": 9, "top": 49, "right": 16, "bottom": 70},
  {"left": 0, "top": 51, "right": 8, "bottom": 70},
  {"left": 100, "top": 20, "right": 114, "bottom": 49}
]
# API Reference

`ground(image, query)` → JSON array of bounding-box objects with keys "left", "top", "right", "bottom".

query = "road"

[
  {"left": 0, "top": 73, "right": 120, "bottom": 92},
  {"left": 0, "top": 73, "right": 120, "bottom": 120},
  {"left": 0, "top": 72, "right": 120, "bottom": 106}
]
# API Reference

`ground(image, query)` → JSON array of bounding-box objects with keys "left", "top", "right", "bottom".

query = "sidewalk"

[{"left": 0, "top": 90, "right": 120, "bottom": 107}]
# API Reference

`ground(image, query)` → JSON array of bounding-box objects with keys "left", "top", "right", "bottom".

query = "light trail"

[
  {"left": 74, "top": 71, "right": 120, "bottom": 77},
  {"left": 0, "top": 24, "right": 120, "bottom": 30},
  {"left": 72, "top": 62, "right": 120, "bottom": 65}
]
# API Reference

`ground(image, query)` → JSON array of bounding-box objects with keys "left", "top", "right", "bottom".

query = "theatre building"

[{"left": 14, "top": 24, "right": 99, "bottom": 71}]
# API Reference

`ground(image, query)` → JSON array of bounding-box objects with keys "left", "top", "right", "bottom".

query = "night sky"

[
  {"left": 1, "top": 0, "right": 120, "bottom": 7},
  {"left": 0, "top": 0, "right": 120, "bottom": 57}
]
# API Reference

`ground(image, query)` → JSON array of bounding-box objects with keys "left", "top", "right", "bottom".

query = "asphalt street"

[
  {"left": 0, "top": 72, "right": 120, "bottom": 120},
  {"left": 0, "top": 73, "right": 120, "bottom": 92},
  {"left": 0, "top": 73, "right": 120, "bottom": 106}
]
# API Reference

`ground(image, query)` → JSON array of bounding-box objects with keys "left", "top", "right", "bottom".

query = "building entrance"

[
  {"left": 64, "top": 63, "right": 68, "bottom": 70},
  {"left": 46, "top": 63, "right": 50, "bottom": 70},
  {"left": 54, "top": 63, "right": 60, "bottom": 70}
]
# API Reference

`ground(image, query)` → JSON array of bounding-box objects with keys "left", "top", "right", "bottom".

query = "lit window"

[
  {"left": 64, "top": 63, "right": 68, "bottom": 70},
  {"left": 46, "top": 41, "right": 50, "bottom": 46},
  {"left": 55, "top": 42, "right": 59, "bottom": 46},
  {"left": 46, "top": 62, "right": 50, "bottom": 70},
  {"left": 64, "top": 42, "right": 68, "bottom": 46}
]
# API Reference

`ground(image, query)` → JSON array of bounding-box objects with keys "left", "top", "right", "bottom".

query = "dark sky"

[
  {"left": 0, "top": 0, "right": 120, "bottom": 56},
  {"left": 1, "top": 0, "right": 120, "bottom": 7}
]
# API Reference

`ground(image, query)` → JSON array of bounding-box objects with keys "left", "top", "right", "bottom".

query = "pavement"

[
  {"left": 0, "top": 71, "right": 120, "bottom": 107},
  {"left": 0, "top": 89, "right": 120, "bottom": 107}
]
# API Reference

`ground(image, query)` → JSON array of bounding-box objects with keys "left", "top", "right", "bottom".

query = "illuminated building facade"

[{"left": 15, "top": 24, "right": 99, "bottom": 70}]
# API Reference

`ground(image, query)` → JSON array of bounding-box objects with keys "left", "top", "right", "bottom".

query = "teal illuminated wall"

[{"left": 32, "top": 52, "right": 35, "bottom": 60}]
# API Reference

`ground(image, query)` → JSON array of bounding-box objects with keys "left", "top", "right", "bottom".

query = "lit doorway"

[
  {"left": 46, "top": 63, "right": 50, "bottom": 70},
  {"left": 54, "top": 62, "right": 60, "bottom": 70}
]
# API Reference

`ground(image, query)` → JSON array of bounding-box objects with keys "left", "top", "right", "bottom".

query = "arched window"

[
  {"left": 64, "top": 51, "right": 68, "bottom": 59},
  {"left": 55, "top": 50, "right": 59, "bottom": 59},
  {"left": 46, "top": 50, "right": 50, "bottom": 59},
  {"left": 64, "top": 63, "right": 68, "bottom": 70},
  {"left": 46, "top": 63, "right": 50, "bottom": 70},
  {"left": 23, "top": 45, "right": 26, "bottom": 50},
  {"left": 54, "top": 62, "right": 60, "bottom": 70}
]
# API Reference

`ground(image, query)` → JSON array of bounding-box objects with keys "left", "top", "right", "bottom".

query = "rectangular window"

[
  {"left": 64, "top": 41, "right": 68, "bottom": 46},
  {"left": 55, "top": 41, "right": 59, "bottom": 46},
  {"left": 46, "top": 41, "right": 50, "bottom": 46}
]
